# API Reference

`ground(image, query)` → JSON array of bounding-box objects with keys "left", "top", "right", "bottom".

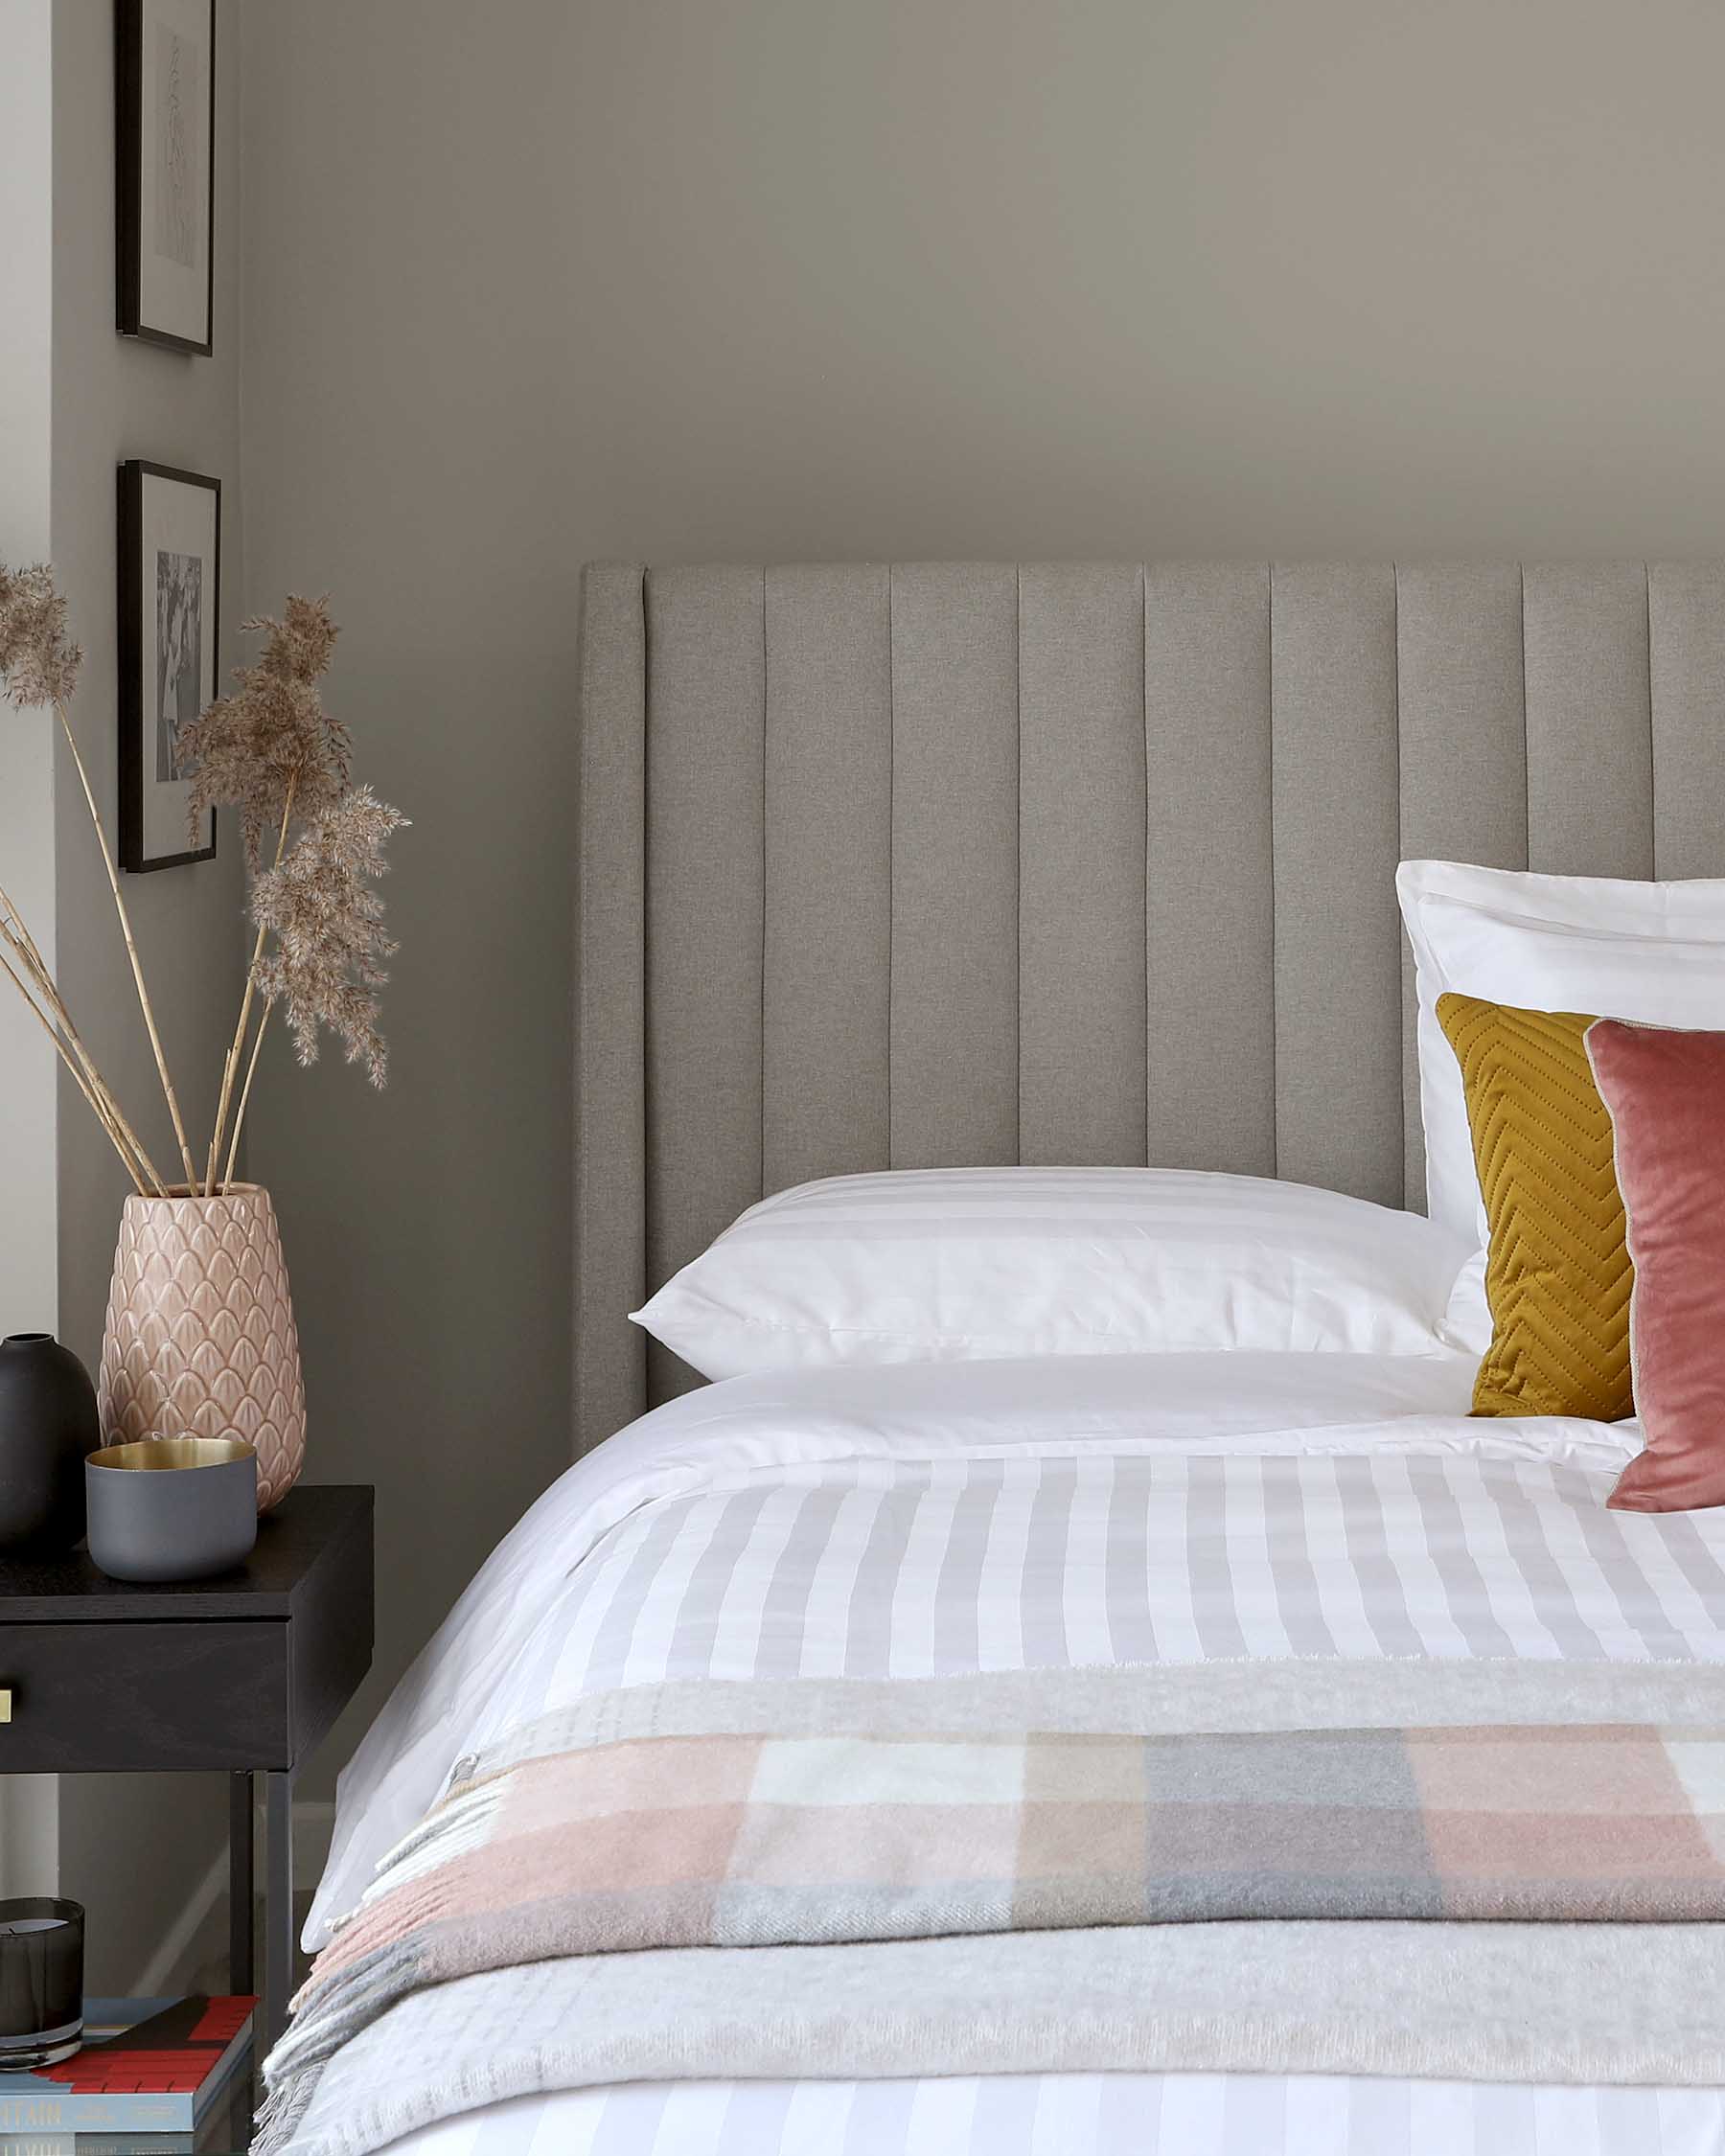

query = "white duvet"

[
  {"left": 309, "top": 1346, "right": 1699, "bottom": 1949},
  {"left": 297, "top": 1349, "right": 1725, "bottom": 2156}
]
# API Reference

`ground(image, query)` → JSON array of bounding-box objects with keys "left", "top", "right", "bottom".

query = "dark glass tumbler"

[{"left": 0, "top": 1899, "right": 83, "bottom": 2068}]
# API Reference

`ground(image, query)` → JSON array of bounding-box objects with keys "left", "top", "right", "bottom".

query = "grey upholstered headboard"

[{"left": 574, "top": 561, "right": 1725, "bottom": 1454}]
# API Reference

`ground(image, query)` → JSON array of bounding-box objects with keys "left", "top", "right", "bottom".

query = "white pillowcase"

[
  {"left": 632, "top": 1166, "right": 1477, "bottom": 1379},
  {"left": 1397, "top": 859, "right": 1725, "bottom": 1248}
]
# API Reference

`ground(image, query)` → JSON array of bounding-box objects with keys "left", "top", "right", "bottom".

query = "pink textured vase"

[{"left": 97, "top": 1183, "right": 306, "bottom": 1513}]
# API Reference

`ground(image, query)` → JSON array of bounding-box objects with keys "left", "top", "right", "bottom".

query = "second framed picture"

[
  {"left": 118, "top": 459, "right": 220, "bottom": 872},
  {"left": 116, "top": 0, "right": 217, "bottom": 353}
]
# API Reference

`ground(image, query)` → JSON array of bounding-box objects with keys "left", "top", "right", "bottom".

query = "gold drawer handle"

[{"left": 0, "top": 1689, "right": 11, "bottom": 1723}]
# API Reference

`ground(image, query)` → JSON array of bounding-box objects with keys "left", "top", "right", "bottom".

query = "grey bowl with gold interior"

[{"left": 84, "top": 1437, "right": 258, "bottom": 1583}]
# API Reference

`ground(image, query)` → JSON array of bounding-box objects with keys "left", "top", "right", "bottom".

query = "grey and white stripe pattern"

[
  {"left": 536, "top": 1452, "right": 1725, "bottom": 1704},
  {"left": 345, "top": 1411, "right": 1725, "bottom": 2156},
  {"left": 394, "top": 2073, "right": 1725, "bottom": 2156}
]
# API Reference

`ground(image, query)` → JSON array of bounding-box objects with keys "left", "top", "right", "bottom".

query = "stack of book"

[{"left": 0, "top": 1995, "right": 255, "bottom": 2150}]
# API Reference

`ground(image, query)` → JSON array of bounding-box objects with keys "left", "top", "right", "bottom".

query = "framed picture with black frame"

[
  {"left": 118, "top": 460, "right": 219, "bottom": 872},
  {"left": 116, "top": 0, "right": 216, "bottom": 355}
]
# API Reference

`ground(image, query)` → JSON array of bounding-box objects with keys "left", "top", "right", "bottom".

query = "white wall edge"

[{"left": 0, "top": 0, "right": 60, "bottom": 1914}]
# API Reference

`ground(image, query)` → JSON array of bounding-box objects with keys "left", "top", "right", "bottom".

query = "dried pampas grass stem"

[
  {"left": 55, "top": 703, "right": 198, "bottom": 1190},
  {"left": 222, "top": 998, "right": 272, "bottom": 1194},
  {"left": 0, "top": 876, "right": 166, "bottom": 1195},
  {"left": 0, "top": 941, "right": 153, "bottom": 1196},
  {"left": 206, "top": 778, "right": 296, "bottom": 1193}
]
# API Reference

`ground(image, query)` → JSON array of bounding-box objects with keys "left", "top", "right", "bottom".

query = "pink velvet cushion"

[{"left": 1585, "top": 1019, "right": 1725, "bottom": 1512}]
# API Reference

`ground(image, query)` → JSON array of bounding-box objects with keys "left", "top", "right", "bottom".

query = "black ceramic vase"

[{"left": 0, "top": 1335, "right": 99, "bottom": 1555}]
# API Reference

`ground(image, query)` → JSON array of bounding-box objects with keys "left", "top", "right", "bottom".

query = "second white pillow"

[{"left": 1397, "top": 859, "right": 1725, "bottom": 1249}]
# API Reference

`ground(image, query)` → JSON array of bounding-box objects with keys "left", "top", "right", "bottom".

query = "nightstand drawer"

[{"left": 0, "top": 1621, "right": 290, "bottom": 1771}]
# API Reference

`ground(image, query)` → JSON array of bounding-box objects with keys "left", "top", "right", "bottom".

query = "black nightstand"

[{"left": 0, "top": 1485, "right": 373, "bottom": 2052}]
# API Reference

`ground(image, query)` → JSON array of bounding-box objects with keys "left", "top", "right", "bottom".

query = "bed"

[{"left": 266, "top": 562, "right": 1725, "bottom": 2156}]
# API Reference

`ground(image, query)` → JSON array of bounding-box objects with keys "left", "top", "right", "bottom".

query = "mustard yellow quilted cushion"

[{"left": 1436, "top": 992, "right": 1633, "bottom": 1421}]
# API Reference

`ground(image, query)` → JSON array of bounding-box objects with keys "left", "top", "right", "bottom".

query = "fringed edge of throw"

[
  {"left": 254, "top": 1941, "right": 426, "bottom": 2156},
  {"left": 252, "top": 2065, "right": 317, "bottom": 2156}
]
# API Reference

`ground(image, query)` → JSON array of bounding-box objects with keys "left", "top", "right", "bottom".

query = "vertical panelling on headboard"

[
  {"left": 1392, "top": 563, "right": 1528, "bottom": 1207},
  {"left": 1648, "top": 563, "right": 1725, "bottom": 881},
  {"left": 1143, "top": 563, "right": 1275, "bottom": 1178},
  {"left": 1018, "top": 562, "right": 1147, "bottom": 1166},
  {"left": 575, "top": 558, "right": 1725, "bottom": 1454},
  {"left": 574, "top": 563, "right": 647, "bottom": 1456},
  {"left": 1523, "top": 564, "right": 1653, "bottom": 879},
  {"left": 762, "top": 565, "right": 893, "bottom": 1193},
  {"left": 887, "top": 563, "right": 1021, "bottom": 1170},
  {"left": 643, "top": 567, "right": 766, "bottom": 1405},
  {"left": 1269, "top": 564, "right": 1403, "bottom": 1205}
]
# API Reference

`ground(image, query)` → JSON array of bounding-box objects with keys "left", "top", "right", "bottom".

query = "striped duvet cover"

[{"left": 292, "top": 1350, "right": 1725, "bottom": 2156}]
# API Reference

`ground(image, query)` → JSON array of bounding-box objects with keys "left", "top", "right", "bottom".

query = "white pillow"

[
  {"left": 632, "top": 1166, "right": 1477, "bottom": 1379},
  {"left": 1397, "top": 859, "right": 1725, "bottom": 1247}
]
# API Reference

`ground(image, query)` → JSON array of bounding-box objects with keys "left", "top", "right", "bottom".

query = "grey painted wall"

[
  {"left": 50, "top": 0, "right": 247, "bottom": 1990},
  {"left": 237, "top": 0, "right": 1725, "bottom": 1774}
]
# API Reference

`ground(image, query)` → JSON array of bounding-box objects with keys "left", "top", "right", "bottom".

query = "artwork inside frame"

[
  {"left": 115, "top": 0, "right": 216, "bottom": 355},
  {"left": 118, "top": 460, "right": 219, "bottom": 872}
]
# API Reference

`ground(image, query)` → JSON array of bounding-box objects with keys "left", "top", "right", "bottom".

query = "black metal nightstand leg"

[
  {"left": 228, "top": 1770, "right": 254, "bottom": 1993},
  {"left": 264, "top": 1769, "right": 296, "bottom": 2052}
]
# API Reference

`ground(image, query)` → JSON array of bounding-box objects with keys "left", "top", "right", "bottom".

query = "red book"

[{"left": 0, "top": 1995, "right": 255, "bottom": 2133}]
